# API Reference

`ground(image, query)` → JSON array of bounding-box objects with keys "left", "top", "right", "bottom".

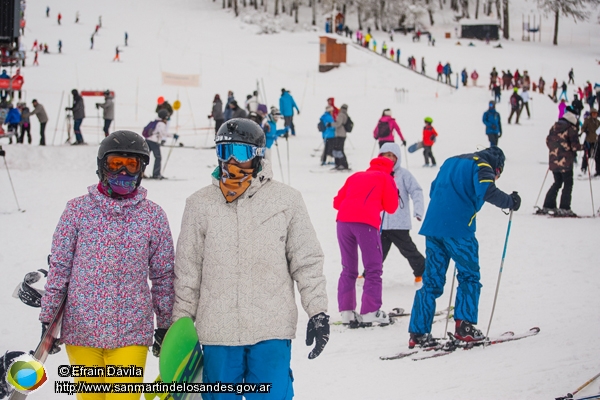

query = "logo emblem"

[{"left": 6, "top": 354, "right": 47, "bottom": 394}]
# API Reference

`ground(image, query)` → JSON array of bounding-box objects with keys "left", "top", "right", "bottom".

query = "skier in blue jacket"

[
  {"left": 320, "top": 106, "right": 336, "bottom": 165},
  {"left": 279, "top": 88, "right": 300, "bottom": 136},
  {"left": 407, "top": 147, "right": 521, "bottom": 349},
  {"left": 5, "top": 104, "right": 21, "bottom": 144},
  {"left": 482, "top": 101, "right": 502, "bottom": 147},
  {"left": 262, "top": 107, "right": 289, "bottom": 160}
]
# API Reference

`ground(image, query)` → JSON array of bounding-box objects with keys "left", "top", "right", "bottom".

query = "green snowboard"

[{"left": 145, "top": 317, "right": 203, "bottom": 400}]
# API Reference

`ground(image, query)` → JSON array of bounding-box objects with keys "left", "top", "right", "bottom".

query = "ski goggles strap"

[{"left": 216, "top": 143, "right": 265, "bottom": 163}]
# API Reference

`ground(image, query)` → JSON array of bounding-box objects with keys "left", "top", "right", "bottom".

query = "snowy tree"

[
  {"left": 537, "top": 0, "right": 600, "bottom": 45},
  {"left": 502, "top": 0, "right": 509, "bottom": 39}
]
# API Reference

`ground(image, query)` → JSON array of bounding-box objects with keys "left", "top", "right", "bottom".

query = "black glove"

[
  {"left": 173, "top": 134, "right": 180, "bottom": 140},
  {"left": 402, "top": 140, "right": 407, "bottom": 146},
  {"left": 305, "top": 312, "right": 330, "bottom": 360},
  {"left": 41, "top": 323, "right": 61, "bottom": 355},
  {"left": 152, "top": 328, "right": 168, "bottom": 357},
  {"left": 160, "top": 140, "right": 166, "bottom": 146},
  {"left": 326, "top": 123, "right": 331, "bottom": 128},
  {"left": 64, "top": 107, "right": 70, "bottom": 111},
  {"left": 510, "top": 191, "right": 521, "bottom": 211}
]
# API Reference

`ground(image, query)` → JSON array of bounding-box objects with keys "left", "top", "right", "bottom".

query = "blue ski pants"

[
  {"left": 202, "top": 339, "right": 293, "bottom": 400},
  {"left": 409, "top": 236, "right": 482, "bottom": 334}
]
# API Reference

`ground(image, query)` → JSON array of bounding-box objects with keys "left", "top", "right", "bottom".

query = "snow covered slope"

[{"left": 1, "top": 0, "right": 599, "bottom": 399}]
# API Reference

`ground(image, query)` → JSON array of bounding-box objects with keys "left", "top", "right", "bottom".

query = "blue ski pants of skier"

[
  {"left": 409, "top": 236, "right": 482, "bottom": 335},
  {"left": 202, "top": 339, "right": 293, "bottom": 400},
  {"left": 558, "top": 90, "right": 568, "bottom": 102}
]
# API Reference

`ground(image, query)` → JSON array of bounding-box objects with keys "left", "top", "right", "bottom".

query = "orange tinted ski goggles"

[{"left": 105, "top": 154, "right": 142, "bottom": 174}]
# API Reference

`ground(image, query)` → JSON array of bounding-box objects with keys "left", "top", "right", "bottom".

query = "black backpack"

[
  {"left": 377, "top": 121, "right": 390, "bottom": 138},
  {"left": 343, "top": 116, "right": 354, "bottom": 133},
  {"left": 317, "top": 120, "right": 326, "bottom": 132}
]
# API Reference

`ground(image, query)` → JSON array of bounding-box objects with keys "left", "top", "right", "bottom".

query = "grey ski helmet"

[
  {"left": 158, "top": 109, "right": 169, "bottom": 120},
  {"left": 215, "top": 118, "right": 266, "bottom": 148},
  {"left": 97, "top": 130, "right": 150, "bottom": 183}
]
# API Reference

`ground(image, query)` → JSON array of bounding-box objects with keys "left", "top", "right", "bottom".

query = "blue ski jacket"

[
  {"left": 5, "top": 108, "right": 21, "bottom": 124},
  {"left": 320, "top": 112, "right": 335, "bottom": 139},
  {"left": 279, "top": 92, "right": 299, "bottom": 117},
  {"left": 482, "top": 108, "right": 502, "bottom": 135},
  {"left": 264, "top": 117, "right": 289, "bottom": 149},
  {"left": 419, "top": 147, "right": 513, "bottom": 238}
]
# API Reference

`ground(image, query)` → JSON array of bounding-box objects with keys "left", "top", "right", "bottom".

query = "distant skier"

[
  {"left": 75, "top": 11, "right": 79, "bottom": 23},
  {"left": 155, "top": 99, "right": 173, "bottom": 119},
  {"left": 558, "top": 81, "right": 568, "bottom": 102},
  {"left": 482, "top": 101, "right": 502, "bottom": 146},
  {"left": 471, "top": 70, "right": 479, "bottom": 86},
  {"left": 407, "top": 147, "right": 520, "bottom": 348},
  {"left": 443, "top": 62, "right": 452, "bottom": 85},
  {"left": 125, "top": 32, "right": 128, "bottom": 46},
  {"left": 95, "top": 90, "right": 114, "bottom": 137},
  {"left": 40, "top": 131, "right": 175, "bottom": 391},
  {"left": 331, "top": 104, "right": 350, "bottom": 170},
  {"left": 378, "top": 142, "right": 425, "bottom": 286},
  {"left": 538, "top": 77, "right": 545, "bottom": 94},
  {"left": 508, "top": 88, "right": 523, "bottom": 124},
  {"left": 90, "top": 35, "right": 94, "bottom": 50},
  {"left": 223, "top": 91, "right": 235, "bottom": 121},
  {"left": 279, "top": 88, "right": 300, "bottom": 136},
  {"left": 436, "top": 62, "right": 443, "bottom": 82},
  {"left": 558, "top": 99, "right": 567, "bottom": 119},
  {"left": 521, "top": 87, "right": 531, "bottom": 119},
  {"left": 421, "top": 57, "right": 426, "bottom": 74},
  {"left": 145, "top": 109, "right": 179, "bottom": 179},
  {"left": 5, "top": 104, "right": 21, "bottom": 144},
  {"left": 263, "top": 106, "right": 289, "bottom": 160},
  {"left": 30, "top": 99, "right": 48, "bottom": 145},
  {"left": 461, "top": 69, "right": 468, "bottom": 86},
  {"left": 228, "top": 100, "right": 247, "bottom": 119},
  {"left": 396, "top": 49, "right": 400, "bottom": 63},
  {"left": 57, "top": 13, "right": 61, "bottom": 25},
  {"left": 539, "top": 111, "right": 582, "bottom": 216},
  {"left": 327, "top": 97, "right": 339, "bottom": 120},
  {"left": 33, "top": 51, "right": 39, "bottom": 66},
  {"left": 46, "top": 6, "right": 50, "bottom": 17},
  {"left": 17, "top": 103, "right": 31, "bottom": 144},
  {"left": 571, "top": 94, "right": 584, "bottom": 118},
  {"left": 319, "top": 106, "right": 336, "bottom": 165},
  {"left": 492, "top": 84, "right": 501, "bottom": 104},
  {"left": 65, "top": 89, "right": 85, "bottom": 145},
  {"left": 209, "top": 94, "right": 224, "bottom": 134},
  {"left": 489, "top": 67, "right": 498, "bottom": 90},
  {"left": 551, "top": 78, "right": 558, "bottom": 101},
  {"left": 568, "top": 68, "right": 574, "bottom": 85},
  {"left": 245, "top": 91, "right": 259, "bottom": 113},
  {"left": 382, "top": 41, "right": 387, "bottom": 56},
  {"left": 113, "top": 46, "right": 121, "bottom": 62},
  {"left": 422, "top": 116, "right": 438, "bottom": 167},
  {"left": 373, "top": 109, "right": 406, "bottom": 148},
  {"left": 580, "top": 108, "right": 600, "bottom": 176},
  {"left": 58, "top": 40, "right": 62, "bottom": 54}
]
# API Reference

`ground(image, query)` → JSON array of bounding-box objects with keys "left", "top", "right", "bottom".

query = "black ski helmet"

[
  {"left": 97, "top": 130, "right": 150, "bottom": 184},
  {"left": 215, "top": 119, "right": 266, "bottom": 173},
  {"left": 215, "top": 118, "right": 266, "bottom": 148}
]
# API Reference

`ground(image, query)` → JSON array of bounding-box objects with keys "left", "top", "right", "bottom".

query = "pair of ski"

[
  {"left": 331, "top": 307, "right": 453, "bottom": 328},
  {"left": 380, "top": 327, "right": 540, "bottom": 361},
  {"left": 533, "top": 207, "right": 596, "bottom": 219}
]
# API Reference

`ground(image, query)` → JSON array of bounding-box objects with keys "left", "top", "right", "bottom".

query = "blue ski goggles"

[{"left": 216, "top": 142, "right": 265, "bottom": 163}]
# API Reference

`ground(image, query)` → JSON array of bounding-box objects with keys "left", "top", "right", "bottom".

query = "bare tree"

[
  {"left": 502, "top": 0, "right": 509, "bottom": 38},
  {"left": 312, "top": 0, "right": 317, "bottom": 24},
  {"left": 275, "top": 0, "right": 279, "bottom": 15},
  {"left": 426, "top": 0, "right": 436, "bottom": 25},
  {"left": 475, "top": 0, "right": 480, "bottom": 18},
  {"left": 234, "top": 0, "right": 239, "bottom": 15},
  {"left": 537, "top": 0, "right": 600, "bottom": 45},
  {"left": 460, "top": 0, "right": 470, "bottom": 17},
  {"left": 495, "top": 0, "right": 500, "bottom": 19}
]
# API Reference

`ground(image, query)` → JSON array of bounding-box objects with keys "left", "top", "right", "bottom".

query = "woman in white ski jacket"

[{"left": 378, "top": 142, "right": 426, "bottom": 284}]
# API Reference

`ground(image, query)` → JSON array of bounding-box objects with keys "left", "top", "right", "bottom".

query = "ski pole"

[
  {"left": 534, "top": 168, "right": 549, "bottom": 209},
  {"left": 2, "top": 150, "right": 24, "bottom": 212},
  {"left": 274, "top": 140, "right": 285, "bottom": 184},
  {"left": 585, "top": 149, "right": 596, "bottom": 217},
  {"left": 570, "top": 371, "right": 600, "bottom": 399},
  {"left": 162, "top": 137, "right": 177, "bottom": 174},
  {"left": 371, "top": 140, "right": 377, "bottom": 158},
  {"left": 286, "top": 135, "right": 291, "bottom": 185},
  {"left": 442, "top": 267, "right": 456, "bottom": 340},
  {"left": 486, "top": 209, "right": 514, "bottom": 338},
  {"left": 403, "top": 142, "right": 409, "bottom": 169},
  {"left": 51, "top": 90, "right": 64, "bottom": 146}
]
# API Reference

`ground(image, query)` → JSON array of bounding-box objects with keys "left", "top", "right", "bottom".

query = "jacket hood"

[
  {"left": 474, "top": 147, "right": 505, "bottom": 172},
  {"left": 367, "top": 156, "right": 395, "bottom": 175},
  {"left": 87, "top": 184, "right": 147, "bottom": 215},
  {"left": 378, "top": 142, "right": 402, "bottom": 171},
  {"left": 379, "top": 115, "right": 395, "bottom": 123},
  {"left": 327, "top": 97, "right": 336, "bottom": 106}
]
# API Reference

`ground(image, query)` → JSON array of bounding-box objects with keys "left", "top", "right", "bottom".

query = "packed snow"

[{"left": 1, "top": 0, "right": 600, "bottom": 399}]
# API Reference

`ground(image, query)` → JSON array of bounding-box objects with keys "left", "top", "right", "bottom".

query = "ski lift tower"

[{"left": 522, "top": 14, "right": 541, "bottom": 42}]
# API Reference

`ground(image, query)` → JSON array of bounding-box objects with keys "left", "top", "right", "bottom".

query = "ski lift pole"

[
  {"left": 486, "top": 209, "right": 514, "bottom": 338},
  {"left": 534, "top": 168, "right": 549, "bottom": 209},
  {"left": 286, "top": 135, "right": 291, "bottom": 185},
  {"left": 585, "top": 149, "right": 596, "bottom": 217},
  {"left": 164, "top": 100, "right": 182, "bottom": 174},
  {"left": 403, "top": 143, "right": 409, "bottom": 169},
  {"left": 1, "top": 147, "right": 24, "bottom": 212},
  {"left": 51, "top": 91, "right": 64, "bottom": 146},
  {"left": 274, "top": 140, "right": 285, "bottom": 184}
]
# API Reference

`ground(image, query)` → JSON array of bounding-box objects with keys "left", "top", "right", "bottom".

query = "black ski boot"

[
  {"left": 454, "top": 320, "right": 485, "bottom": 343},
  {"left": 408, "top": 333, "right": 439, "bottom": 349}
]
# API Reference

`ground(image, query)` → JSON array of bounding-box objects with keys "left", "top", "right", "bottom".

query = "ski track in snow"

[{"left": 1, "top": 0, "right": 600, "bottom": 399}]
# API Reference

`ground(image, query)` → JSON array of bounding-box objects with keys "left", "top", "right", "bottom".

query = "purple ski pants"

[{"left": 337, "top": 222, "right": 383, "bottom": 315}]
